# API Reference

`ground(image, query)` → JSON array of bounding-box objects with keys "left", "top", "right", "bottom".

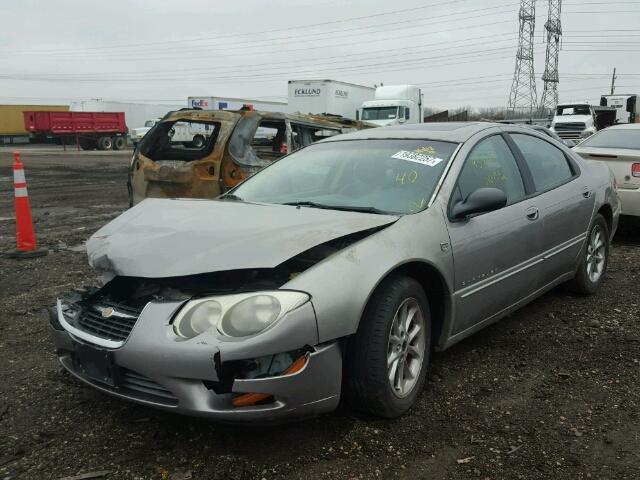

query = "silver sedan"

[{"left": 50, "top": 122, "right": 620, "bottom": 422}]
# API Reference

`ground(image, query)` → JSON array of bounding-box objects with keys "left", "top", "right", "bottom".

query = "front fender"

[{"left": 283, "top": 207, "right": 454, "bottom": 343}]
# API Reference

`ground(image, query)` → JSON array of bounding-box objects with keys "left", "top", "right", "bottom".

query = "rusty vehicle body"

[{"left": 128, "top": 109, "right": 372, "bottom": 205}]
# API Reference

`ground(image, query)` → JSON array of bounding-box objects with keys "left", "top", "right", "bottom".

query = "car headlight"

[{"left": 173, "top": 291, "right": 310, "bottom": 339}]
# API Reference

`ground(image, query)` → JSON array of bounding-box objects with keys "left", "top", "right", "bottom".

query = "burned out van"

[{"left": 128, "top": 109, "right": 371, "bottom": 205}]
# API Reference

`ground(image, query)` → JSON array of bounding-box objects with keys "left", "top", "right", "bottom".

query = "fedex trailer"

[
  {"left": 288, "top": 80, "right": 375, "bottom": 120},
  {"left": 187, "top": 96, "right": 288, "bottom": 112}
]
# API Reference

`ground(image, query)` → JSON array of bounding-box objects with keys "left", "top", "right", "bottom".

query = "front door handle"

[{"left": 526, "top": 206, "right": 539, "bottom": 221}]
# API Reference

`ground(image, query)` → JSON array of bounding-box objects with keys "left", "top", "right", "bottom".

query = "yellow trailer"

[{"left": 0, "top": 104, "right": 69, "bottom": 136}]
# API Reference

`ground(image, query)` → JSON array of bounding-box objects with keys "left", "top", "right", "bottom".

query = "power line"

[
  {"left": 5, "top": 2, "right": 522, "bottom": 58},
  {"left": 0, "top": 48, "right": 520, "bottom": 83},
  {"left": 4, "top": 0, "right": 487, "bottom": 54},
  {"left": 1, "top": 35, "right": 519, "bottom": 79}
]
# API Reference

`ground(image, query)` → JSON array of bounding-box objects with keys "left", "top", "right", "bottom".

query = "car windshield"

[
  {"left": 579, "top": 129, "right": 640, "bottom": 150},
  {"left": 228, "top": 139, "right": 458, "bottom": 215},
  {"left": 362, "top": 107, "right": 398, "bottom": 120}
]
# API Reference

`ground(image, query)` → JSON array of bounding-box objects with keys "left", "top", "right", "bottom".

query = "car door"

[
  {"left": 445, "top": 134, "right": 545, "bottom": 336},
  {"left": 507, "top": 132, "right": 595, "bottom": 283}
]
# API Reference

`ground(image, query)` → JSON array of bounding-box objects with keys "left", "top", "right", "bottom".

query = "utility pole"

[
  {"left": 539, "top": 0, "right": 562, "bottom": 116},
  {"left": 508, "top": 0, "right": 537, "bottom": 118},
  {"left": 610, "top": 67, "right": 617, "bottom": 95}
]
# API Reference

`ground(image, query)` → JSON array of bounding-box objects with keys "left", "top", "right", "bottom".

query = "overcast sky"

[{"left": 0, "top": 0, "right": 638, "bottom": 109}]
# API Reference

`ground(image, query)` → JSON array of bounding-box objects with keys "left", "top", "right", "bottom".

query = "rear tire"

[
  {"left": 344, "top": 275, "right": 430, "bottom": 418},
  {"left": 78, "top": 137, "right": 96, "bottom": 151},
  {"left": 113, "top": 136, "right": 126, "bottom": 150},
  {"left": 566, "top": 214, "right": 609, "bottom": 295},
  {"left": 97, "top": 136, "right": 113, "bottom": 151}
]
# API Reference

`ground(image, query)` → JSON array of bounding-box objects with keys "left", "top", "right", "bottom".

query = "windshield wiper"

[
  {"left": 282, "top": 201, "right": 390, "bottom": 215},
  {"left": 219, "top": 193, "right": 244, "bottom": 202}
]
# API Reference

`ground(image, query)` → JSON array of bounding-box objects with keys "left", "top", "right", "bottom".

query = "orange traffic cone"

[{"left": 9, "top": 151, "right": 46, "bottom": 258}]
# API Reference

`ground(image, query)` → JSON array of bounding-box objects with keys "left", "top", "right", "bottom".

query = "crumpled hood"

[{"left": 87, "top": 198, "right": 398, "bottom": 278}]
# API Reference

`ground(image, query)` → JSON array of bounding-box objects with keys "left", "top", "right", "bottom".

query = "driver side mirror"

[{"left": 451, "top": 187, "right": 507, "bottom": 220}]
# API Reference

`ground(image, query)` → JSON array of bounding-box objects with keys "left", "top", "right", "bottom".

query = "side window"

[
  {"left": 510, "top": 134, "right": 573, "bottom": 191},
  {"left": 291, "top": 124, "right": 340, "bottom": 151},
  {"left": 251, "top": 120, "right": 286, "bottom": 159},
  {"left": 140, "top": 120, "right": 220, "bottom": 161},
  {"left": 456, "top": 135, "right": 526, "bottom": 205}
]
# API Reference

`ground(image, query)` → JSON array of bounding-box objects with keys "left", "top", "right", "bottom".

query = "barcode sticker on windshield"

[{"left": 392, "top": 150, "right": 444, "bottom": 167}]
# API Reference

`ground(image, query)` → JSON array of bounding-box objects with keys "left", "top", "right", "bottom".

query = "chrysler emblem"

[{"left": 101, "top": 307, "right": 115, "bottom": 318}]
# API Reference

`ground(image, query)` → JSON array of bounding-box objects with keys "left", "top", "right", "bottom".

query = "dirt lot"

[{"left": 0, "top": 147, "right": 638, "bottom": 480}]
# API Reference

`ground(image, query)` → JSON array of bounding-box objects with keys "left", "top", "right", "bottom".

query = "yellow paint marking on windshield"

[
  {"left": 415, "top": 146, "right": 436, "bottom": 156},
  {"left": 396, "top": 170, "right": 419, "bottom": 185},
  {"left": 409, "top": 197, "right": 427, "bottom": 212}
]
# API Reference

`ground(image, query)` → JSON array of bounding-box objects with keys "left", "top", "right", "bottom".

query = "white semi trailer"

[
  {"left": 600, "top": 94, "right": 638, "bottom": 124},
  {"left": 360, "top": 85, "right": 424, "bottom": 126},
  {"left": 287, "top": 79, "right": 375, "bottom": 120}
]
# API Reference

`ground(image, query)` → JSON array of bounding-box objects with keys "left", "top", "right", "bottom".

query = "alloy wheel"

[
  {"left": 586, "top": 225, "right": 606, "bottom": 283},
  {"left": 387, "top": 297, "right": 426, "bottom": 398}
]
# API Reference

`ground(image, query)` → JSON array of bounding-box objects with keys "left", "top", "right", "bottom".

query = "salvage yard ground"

[{"left": 0, "top": 147, "right": 639, "bottom": 480}]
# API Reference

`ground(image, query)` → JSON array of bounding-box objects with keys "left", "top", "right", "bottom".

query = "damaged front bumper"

[{"left": 49, "top": 298, "right": 342, "bottom": 423}]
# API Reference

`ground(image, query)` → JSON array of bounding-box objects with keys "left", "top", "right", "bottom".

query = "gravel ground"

[{"left": 0, "top": 148, "right": 639, "bottom": 480}]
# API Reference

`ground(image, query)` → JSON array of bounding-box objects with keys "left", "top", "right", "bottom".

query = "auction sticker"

[{"left": 392, "top": 150, "right": 444, "bottom": 167}]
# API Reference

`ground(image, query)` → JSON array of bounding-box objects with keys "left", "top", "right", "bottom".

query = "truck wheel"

[
  {"left": 344, "top": 275, "right": 430, "bottom": 418},
  {"left": 113, "top": 137, "right": 126, "bottom": 150},
  {"left": 192, "top": 134, "right": 205, "bottom": 148},
  {"left": 97, "top": 136, "right": 113, "bottom": 151},
  {"left": 79, "top": 137, "right": 96, "bottom": 151}
]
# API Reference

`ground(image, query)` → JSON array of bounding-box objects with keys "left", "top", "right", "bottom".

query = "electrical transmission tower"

[
  {"left": 539, "top": 0, "right": 562, "bottom": 115},
  {"left": 508, "top": 0, "right": 537, "bottom": 117}
]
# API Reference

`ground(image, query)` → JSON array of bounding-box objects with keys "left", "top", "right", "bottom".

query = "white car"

[{"left": 573, "top": 124, "right": 640, "bottom": 217}]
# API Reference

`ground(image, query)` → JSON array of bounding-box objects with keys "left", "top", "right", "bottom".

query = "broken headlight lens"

[{"left": 173, "top": 291, "right": 309, "bottom": 339}]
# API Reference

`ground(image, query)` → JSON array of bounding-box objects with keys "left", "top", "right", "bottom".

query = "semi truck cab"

[
  {"left": 551, "top": 102, "right": 617, "bottom": 145},
  {"left": 360, "top": 85, "right": 423, "bottom": 127}
]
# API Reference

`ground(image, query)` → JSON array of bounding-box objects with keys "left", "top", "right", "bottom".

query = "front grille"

[
  {"left": 554, "top": 122, "right": 586, "bottom": 131},
  {"left": 554, "top": 122, "right": 586, "bottom": 139},
  {"left": 67, "top": 301, "right": 142, "bottom": 342},
  {"left": 120, "top": 369, "right": 178, "bottom": 405}
]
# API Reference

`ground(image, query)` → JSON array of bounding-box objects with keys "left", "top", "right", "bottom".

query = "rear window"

[
  {"left": 139, "top": 120, "right": 220, "bottom": 161},
  {"left": 579, "top": 129, "right": 640, "bottom": 150}
]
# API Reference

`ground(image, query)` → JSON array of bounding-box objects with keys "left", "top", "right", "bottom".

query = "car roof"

[{"left": 320, "top": 122, "right": 497, "bottom": 143}]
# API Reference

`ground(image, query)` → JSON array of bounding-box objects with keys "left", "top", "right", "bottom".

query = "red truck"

[{"left": 23, "top": 111, "right": 128, "bottom": 150}]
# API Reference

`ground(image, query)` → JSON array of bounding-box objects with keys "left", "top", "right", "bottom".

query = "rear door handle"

[
  {"left": 582, "top": 186, "right": 592, "bottom": 198},
  {"left": 526, "top": 206, "right": 539, "bottom": 221}
]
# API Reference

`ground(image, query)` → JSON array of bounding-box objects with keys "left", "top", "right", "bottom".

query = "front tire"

[
  {"left": 344, "top": 275, "right": 430, "bottom": 418},
  {"left": 566, "top": 214, "right": 609, "bottom": 295}
]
